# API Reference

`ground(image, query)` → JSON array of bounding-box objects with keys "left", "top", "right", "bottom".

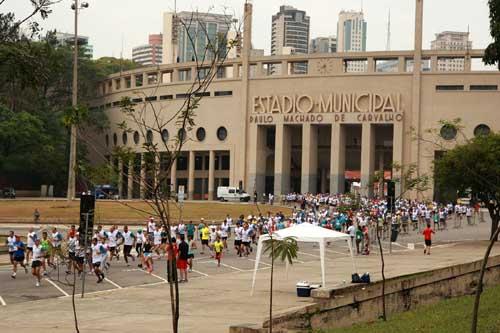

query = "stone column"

[
  {"left": 320, "top": 169, "right": 327, "bottom": 194},
  {"left": 301, "top": 124, "right": 318, "bottom": 194},
  {"left": 139, "top": 153, "right": 146, "bottom": 199},
  {"left": 411, "top": 0, "right": 424, "bottom": 199},
  {"left": 330, "top": 123, "right": 346, "bottom": 194},
  {"left": 274, "top": 124, "right": 291, "bottom": 197},
  {"left": 170, "top": 154, "right": 177, "bottom": 195},
  {"left": 118, "top": 158, "right": 123, "bottom": 199},
  {"left": 127, "top": 159, "right": 133, "bottom": 199},
  {"left": 208, "top": 150, "right": 215, "bottom": 200},
  {"left": 188, "top": 151, "right": 195, "bottom": 200},
  {"left": 247, "top": 125, "right": 267, "bottom": 197},
  {"left": 392, "top": 120, "right": 405, "bottom": 198},
  {"left": 361, "top": 123, "right": 375, "bottom": 198}
]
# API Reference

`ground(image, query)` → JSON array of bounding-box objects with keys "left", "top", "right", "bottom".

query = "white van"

[{"left": 217, "top": 186, "right": 251, "bottom": 202}]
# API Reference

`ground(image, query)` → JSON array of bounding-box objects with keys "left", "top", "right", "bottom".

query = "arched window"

[
  {"left": 122, "top": 131, "right": 128, "bottom": 145},
  {"left": 217, "top": 126, "right": 227, "bottom": 141},
  {"left": 146, "top": 130, "right": 154, "bottom": 144},
  {"left": 196, "top": 127, "right": 206, "bottom": 141},
  {"left": 474, "top": 124, "right": 490, "bottom": 137},
  {"left": 161, "top": 129, "right": 169, "bottom": 143},
  {"left": 133, "top": 131, "right": 140, "bottom": 145},
  {"left": 440, "top": 124, "right": 457, "bottom": 141}
]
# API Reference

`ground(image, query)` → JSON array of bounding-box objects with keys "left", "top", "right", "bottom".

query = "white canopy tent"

[{"left": 251, "top": 223, "right": 357, "bottom": 295}]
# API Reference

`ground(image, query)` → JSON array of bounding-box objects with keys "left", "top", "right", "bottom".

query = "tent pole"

[
  {"left": 319, "top": 239, "right": 326, "bottom": 287},
  {"left": 347, "top": 238, "right": 358, "bottom": 273},
  {"left": 251, "top": 237, "right": 264, "bottom": 296}
]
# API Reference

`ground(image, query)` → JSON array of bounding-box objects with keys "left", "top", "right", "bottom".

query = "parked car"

[
  {"left": 94, "top": 184, "right": 119, "bottom": 199},
  {"left": 2, "top": 187, "right": 16, "bottom": 199},
  {"left": 217, "top": 186, "right": 250, "bottom": 202}
]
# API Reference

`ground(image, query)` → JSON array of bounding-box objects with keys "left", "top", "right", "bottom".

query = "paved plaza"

[{"left": 0, "top": 217, "right": 497, "bottom": 333}]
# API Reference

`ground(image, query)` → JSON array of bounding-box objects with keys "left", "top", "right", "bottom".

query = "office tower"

[
  {"left": 163, "top": 11, "right": 232, "bottom": 64},
  {"left": 132, "top": 34, "right": 163, "bottom": 66},
  {"left": 431, "top": 31, "right": 472, "bottom": 71}
]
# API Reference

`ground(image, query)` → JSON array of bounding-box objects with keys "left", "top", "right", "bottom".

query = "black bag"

[
  {"left": 351, "top": 273, "right": 361, "bottom": 283},
  {"left": 360, "top": 273, "right": 371, "bottom": 284}
]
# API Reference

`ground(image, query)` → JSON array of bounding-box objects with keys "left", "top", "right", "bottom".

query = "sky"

[{"left": 4, "top": 0, "right": 493, "bottom": 59}]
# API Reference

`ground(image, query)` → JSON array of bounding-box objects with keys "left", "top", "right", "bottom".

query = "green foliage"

[
  {"left": 0, "top": 12, "right": 133, "bottom": 191},
  {"left": 434, "top": 132, "right": 500, "bottom": 239},
  {"left": 263, "top": 236, "right": 299, "bottom": 264},
  {"left": 484, "top": 0, "right": 500, "bottom": 69},
  {"left": 319, "top": 282, "right": 500, "bottom": 333}
]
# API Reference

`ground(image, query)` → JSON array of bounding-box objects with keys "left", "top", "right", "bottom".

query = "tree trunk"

[
  {"left": 471, "top": 222, "right": 500, "bottom": 333},
  {"left": 269, "top": 241, "right": 274, "bottom": 333},
  {"left": 376, "top": 219, "right": 387, "bottom": 321}
]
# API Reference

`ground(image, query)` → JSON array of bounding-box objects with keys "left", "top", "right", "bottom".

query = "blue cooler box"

[{"left": 296, "top": 282, "right": 311, "bottom": 297}]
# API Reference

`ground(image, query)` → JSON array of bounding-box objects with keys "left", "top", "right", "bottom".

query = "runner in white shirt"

[
  {"left": 6, "top": 231, "right": 16, "bottom": 265},
  {"left": 241, "top": 223, "right": 252, "bottom": 257},
  {"left": 147, "top": 217, "right": 156, "bottom": 238},
  {"left": 234, "top": 224, "right": 243, "bottom": 257},
  {"left": 153, "top": 226, "right": 162, "bottom": 258},
  {"left": 91, "top": 238, "right": 105, "bottom": 283},
  {"left": 135, "top": 229, "right": 146, "bottom": 268},
  {"left": 220, "top": 221, "right": 229, "bottom": 251},
  {"left": 106, "top": 226, "right": 120, "bottom": 262},
  {"left": 26, "top": 227, "right": 37, "bottom": 264},
  {"left": 31, "top": 239, "right": 43, "bottom": 287},
  {"left": 121, "top": 225, "right": 136, "bottom": 266},
  {"left": 50, "top": 227, "right": 63, "bottom": 266}
]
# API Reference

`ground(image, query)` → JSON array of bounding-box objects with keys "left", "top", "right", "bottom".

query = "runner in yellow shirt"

[
  {"left": 213, "top": 236, "right": 224, "bottom": 267},
  {"left": 200, "top": 225, "right": 210, "bottom": 254}
]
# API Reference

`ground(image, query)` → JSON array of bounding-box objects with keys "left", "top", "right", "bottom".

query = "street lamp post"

[{"left": 67, "top": 0, "right": 89, "bottom": 200}]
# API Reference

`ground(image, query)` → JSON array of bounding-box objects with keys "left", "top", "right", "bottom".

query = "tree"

[
  {"left": 434, "top": 133, "right": 500, "bottom": 240},
  {"left": 77, "top": 10, "right": 243, "bottom": 333},
  {"left": 263, "top": 236, "right": 298, "bottom": 333},
  {"left": 432, "top": 132, "right": 500, "bottom": 333},
  {"left": 484, "top": 0, "right": 500, "bottom": 69},
  {"left": 370, "top": 164, "right": 430, "bottom": 321}
]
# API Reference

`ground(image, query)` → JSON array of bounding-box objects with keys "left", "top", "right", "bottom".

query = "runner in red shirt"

[{"left": 423, "top": 223, "right": 435, "bottom": 255}]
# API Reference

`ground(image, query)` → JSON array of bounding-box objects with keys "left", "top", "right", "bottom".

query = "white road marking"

[
  {"left": 248, "top": 259, "right": 271, "bottom": 267},
  {"left": 44, "top": 278, "right": 70, "bottom": 297},
  {"left": 298, "top": 251, "right": 320, "bottom": 258},
  {"left": 198, "top": 260, "right": 244, "bottom": 272},
  {"left": 0, "top": 296, "right": 6, "bottom": 306},
  {"left": 190, "top": 269, "right": 209, "bottom": 277},
  {"left": 148, "top": 272, "right": 169, "bottom": 283},
  {"left": 104, "top": 277, "right": 122, "bottom": 289}
]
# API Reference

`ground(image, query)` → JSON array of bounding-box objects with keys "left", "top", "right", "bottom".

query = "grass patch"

[
  {"left": 320, "top": 283, "right": 500, "bottom": 333},
  {"left": 0, "top": 200, "right": 291, "bottom": 224}
]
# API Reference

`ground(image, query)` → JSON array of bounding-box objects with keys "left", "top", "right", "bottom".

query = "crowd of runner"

[{"left": 4, "top": 193, "right": 483, "bottom": 287}]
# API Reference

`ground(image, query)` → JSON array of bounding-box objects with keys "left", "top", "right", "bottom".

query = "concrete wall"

[{"left": 230, "top": 255, "right": 500, "bottom": 333}]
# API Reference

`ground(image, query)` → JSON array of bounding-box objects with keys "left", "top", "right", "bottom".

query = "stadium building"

[{"left": 90, "top": 2, "right": 499, "bottom": 201}]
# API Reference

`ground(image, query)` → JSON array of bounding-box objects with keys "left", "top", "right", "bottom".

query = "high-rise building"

[
  {"left": 53, "top": 31, "right": 93, "bottom": 58},
  {"left": 162, "top": 11, "right": 232, "bottom": 64},
  {"left": 310, "top": 36, "right": 337, "bottom": 54},
  {"left": 431, "top": 31, "right": 472, "bottom": 71},
  {"left": 271, "top": 5, "right": 310, "bottom": 56},
  {"left": 132, "top": 34, "right": 163, "bottom": 66},
  {"left": 337, "top": 10, "right": 367, "bottom": 72}
]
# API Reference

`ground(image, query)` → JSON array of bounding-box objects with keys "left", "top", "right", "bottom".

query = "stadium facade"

[{"left": 90, "top": 2, "right": 500, "bottom": 201}]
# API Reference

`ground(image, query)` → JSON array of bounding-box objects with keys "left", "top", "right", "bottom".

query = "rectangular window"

[
  {"left": 132, "top": 98, "right": 143, "bottom": 103},
  {"left": 221, "top": 155, "right": 230, "bottom": 170},
  {"left": 194, "top": 92, "right": 210, "bottom": 97},
  {"left": 176, "top": 156, "right": 188, "bottom": 171},
  {"left": 176, "top": 93, "right": 190, "bottom": 99},
  {"left": 160, "top": 95, "right": 173, "bottom": 100},
  {"left": 470, "top": 85, "right": 498, "bottom": 91},
  {"left": 112, "top": 101, "right": 120, "bottom": 107},
  {"left": 145, "top": 96, "right": 157, "bottom": 102},
  {"left": 214, "top": 91, "right": 232, "bottom": 97},
  {"left": 435, "top": 85, "right": 464, "bottom": 91},
  {"left": 194, "top": 156, "right": 204, "bottom": 170}
]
